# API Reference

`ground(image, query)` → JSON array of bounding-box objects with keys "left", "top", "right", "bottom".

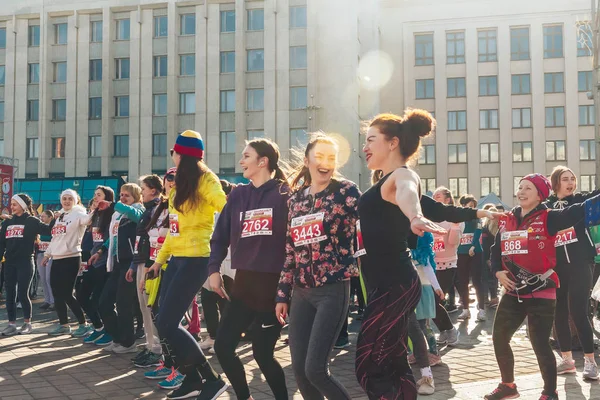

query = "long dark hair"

[
  {"left": 247, "top": 138, "right": 289, "bottom": 184},
  {"left": 140, "top": 175, "right": 164, "bottom": 200},
  {"left": 91, "top": 185, "right": 115, "bottom": 234},
  {"left": 15, "top": 193, "right": 35, "bottom": 215},
  {"left": 173, "top": 154, "right": 209, "bottom": 213},
  {"left": 289, "top": 133, "right": 339, "bottom": 191}
]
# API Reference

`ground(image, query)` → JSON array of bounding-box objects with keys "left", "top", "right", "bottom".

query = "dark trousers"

[
  {"left": 350, "top": 276, "right": 365, "bottom": 310},
  {"left": 214, "top": 297, "right": 287, "bottom": 400},
  {"left": 4, "top": 260, "right": 34, "bottom": 321},
  {"left": 355, "top": 276, "right": 421, "bottom": 400},
  {"left": 457, "top": 253, "right": 485, "bottom": 310},
  {"left": 493, "top": 295, "right": 556, "bottom": 394},
  {"left": 432, "top": 293, "right": 454, "bottom": 331},
  {"left": 200, "top": 275, "right": 233, "bottom": 339},
  {"left": 99, "top": 260, "right": 137, "bottom": 347},
  {"left": 50, "top": 256, "right": 86, "bottom": 325},
  {"left": 76, "top": 266, "right": 108, "bottom": 329}
]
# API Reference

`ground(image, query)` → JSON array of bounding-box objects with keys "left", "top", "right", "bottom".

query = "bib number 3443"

[{"left": 290, "top": 212, "right": 327, "bottom": 247}]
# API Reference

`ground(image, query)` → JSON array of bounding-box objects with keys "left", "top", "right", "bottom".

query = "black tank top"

[{"left": 358, "top": 172, "right": 416, "bottom": 288}]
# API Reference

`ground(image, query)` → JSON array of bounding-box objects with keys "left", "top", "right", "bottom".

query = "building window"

[
  {"left": 577, "top": 22, "right": 593, "bottom": 57},
  {"left": 27, "top": 100, "right": 39, "bottom": 121},
  {"left": 180, "top": 54, "right": 195, "bottom": 76},
  {"left": 247, "top": 89, "right": 264, "bottom": 111},
  {"left": 54, "top": 62, "right": 67, "bottom": 83},
  {"left": 415, "top": 33, "right": 434, "bottom": 66},
  {"left": 248, "top": 130, "right": 264, "bottom": 140},
  {"left": 247, "top": 49, "right": 265, "bottom": 71},
  {"left": 27, "top": 138, "right": 39, "bottom": 159},
  {"left": 543, "top": 25, "right": 563, "bottom": 58},
  {"left": 579, "top": 71, "right": 593, "bottom": 92},
  {"left": 114, "top": 135, "right": 129, "bottom": 157},
  {"left": 89, "top": 136, "right": 101, "bottom": 157},
  {"left": 290, "top": 87, "right": 307, "bottom": 110},
  {"left": 545, "top": 106, "right": 565, "bottom": 127},
  {"left": 290, "top": 46, "right": 307, "bottom": 69},
  {"left": 221, "top": 11, "right": 236, "bottom": 33},
  {"left": 544, "top": 72, "right": 564, "bottom": 93},
  {"left": 478, "top": 30, "right": 497, "bottom": 62},
  {"left": 449, "top": 178, "right": 468, "bottom": 198},
  {"left": 89, "top": 59, "right": 102, "bottom": 81},
  {"left": 511, "top": 74, "right": 530, "bottom": 95},
  {"left": 448, "top": 144, "right": 467, "bottom": 164},
  {"left": 115, "top": 58, "right": 130, "bottom": 80},
  {"left": 446, "top": 32, "right": 465, "bottom": 64},
  {"left": 54, "top": 23, "right": 68, "bottom": 45},
  {"left": 290, "top": 128, "right": 309, "bottom": 147},
  {"left": 447, "top": 78, "right": 465, "bottom": 98},
  {"left": 115, "top": 96, "right": 129, "bottom": 117},
  {"left": 480, "top": 143, "right": 499, "bottom": 163},
  {"left": 513, "top": 142, "right": 532, "bottom": 162},
  {"left": 0, "top": 102, "right": 4, "bottom": 121},
  {"left": 479, "top": 109, "right": 499, "bottom": 129},
  {"left": 154, "top": 16, "right": 168, "bottom": 38},
  {"left": 448, "top": 111, "right": 467, "bottom": 131},
  {"left": 580, "top": 105, "right": 595, "bottom": 126},
  {"left": 481, "top": 177, "right": 500, "bottom": 196},
  {"left": 581, "top": 175, "right": 597, "bottom": 192},
  {"left": 0, "top": 28, "right": 6, "bottom": 49},
  {"left": 479, "top": 76, "right": 498, "bottom": 96},
  {"left": 52, "top": 138, "right": 65, "bottom": 158},
  {"left": 89, "top": 97, "right": 102, "bottom": 119},
  {"left": 418, "top": 145, "right": 435, "bottom": 165},
  {"left": 153, "top": 94, "right": 167, "bottom": 116},
  {"left": 154, "top": 55, "right": 167, "bottom": 77},
  {"left": 546, "top": 140, "right": 566, "bottom": 161},
  {"left": 0, "top": 66, "right": 4, "bottom": 85},
  {"left": 513, "top": 177, "right": 524, "bottom": 194},
  {"left": 152, "top": 134, "right": 167, "bottom": 156},
  {"left": 423, "top": 178, "right": 437, "bottom": 194},
  {"left": 219, "top": 131, "right": 236, "bottom": 172},
  {"left": 179, "top": 92, "right": 195, "bottom": 114},
  {"left": 290, "top": 6, "right": 307, "bottom": 28},
  {"left": 180, "top": 14, "right": 196, "bottom": 35},
  {"left": 29, "top": 25, "right": 40, "bottom": 47},
  {"left": 91, "top": 21, "right": 103, "bottom": 43},
  {"left": 0, "top": 140, "right": 5, "bottom": 156},
  {"left": 220, "top": 51, "right": 235, "bottom": 73},
  {"left": 510, "top": 27, "right": 529, "bottom": 60},
  {"left": 512, "top": 108, "right": 532, "bottom": 128},
  {"left": 416, "top": 79, "right": 434, "bottom": 99},
  {"left": 220, "top": 90, "right": 235, "bottom": 112},
  {"left": 580, "top": 139, "right": 596, "bottom": 160},
  {"left": 116, "top": 19, "right": 130, "bottom": 40},
  {"left": 247, "top": 9, "right": 264, "bottom": 31},
  {"left": 52, "top": 99, "right": 66, "bottom": 121},
  {"left": 29, "top": 63, "right": 40, "bottom": 84}
]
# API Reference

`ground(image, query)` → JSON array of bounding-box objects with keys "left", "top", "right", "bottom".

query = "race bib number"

[
  {"left": 149, "top": 236, "right": 165, "bottom": 261},
  {"left": 460, "top": 233, "right": 474, "bottom": 246},
  {"left": 92, "top": 227, "right": 104, "bottom": 243},
  {"left": 290, "top": 212, "right": 327, "bottom": 247},
  {"left": 38, "top": 241, "right": 50, "bottom": 252},
  {"left": 501, "top": 230, "right": 529, "bottom": 256},
  {"left": 134, "top": 236, "right": 140, "bottom": 254},
  {"left": 240, "top": 208, "right": 273, "bottom": 238},
  {"left": 6, "top": 224, "right": 24, "bottom": 239},
  {"left": 169, "top": 214, "right": 180, "bottom": 236},
  {"left": 433, "top": 237, "right": 446, "bottom": 253},
  {"left": 354, "top": 220, "right": 366, "bottom": 257},
  {"left": 554, "top": 227, "right": 578, "bottom": 247},
  {"left": 52, "top": 224, "right": 67, "bottom": 237},
  {"left": 112, "top": 221, "right": 119, "bottom": 236}
]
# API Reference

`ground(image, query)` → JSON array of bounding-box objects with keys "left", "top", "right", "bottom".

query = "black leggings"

[
  {"left": 50, "top": 256, "right": 86, "bottom": 325},
  {"left": 457, "top": 253, "right": 485, "bottom": 310},
  {"left": 493, "top": 295, "right": 556, "bottom": 394},
  {"left": 4, "top": 260, "right": 34, "bottom": 321},
  {"left": 76, "top": 266, "right": 108, "bottom": 329},
  {"left": 200, "top": 275, "right": 233, "bottom": 339},
  {"left": 99, "top": 261, "right": 137, "bottom": 347},
  {"left": 214, "top": 297, "right": 287, "bottom": 400},
  {"left": 554, "top": 262, "right": 595, "bottom": 354}
]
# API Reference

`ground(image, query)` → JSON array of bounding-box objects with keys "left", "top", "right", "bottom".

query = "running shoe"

[
  {"left": 436, "top": 330, "right": 449, "bottom": 344},
  {"left": 584, "top": 358, "right": 599, "bottom": 380},
  {"left": 334, "top": 337, "right": 350, "bottom": 349},
  {"left": 538, "top": 391, "right": 558, "bottom": 400},
  {"left": 476, "top": 309, "right": 487, "bottom": 322},
  {"left": 200, "top": 337, "right": 215, "bottom": 351},
  {"left": 48, "top": 325, "right": 71, "bottom": 336},
  {"left": 71, "top": 324, "right": 92, "bottom": 338},
  {"left": 113, "top": 344, "right": 138, "bottom": 354},
  {"left": 556, "top": 358, "right": 576, "bottom": 375},
  {"left": 135, "top": 352, "right": 163, "bottom": 368},
  {"left": 445, "top": 328, "right": 460, "bottom": 346},
  {"left": 167, "top": 378, "right": 205, "bottom": 399},
  {"left": 416, "top": 376, "right": 435, "bottom": 395},
  {"left": 18, "top": 323, "right": 33, "bottom": 335},
  {"left": 457, "top": 309, "right": 471, "bottom": 320},
  {"left": 196, "top": 377, "right": 228, "bottom": 400},
  {"left": 145, "top": 361, "right": 172, "bottom": 380},
  {"left": 132, "top": 348, "right": 150, "bottom": 362},
  {"left": 95, "top": 334, "right": 114, "bottom": 347},
  {"left": 484, "top": 383, "right": 519, "bottom": 400},
  {"left": 84, "top": 329, "right": 105, "bottom": 344},
  {"left": 428, "top": 353, "right": 442, "bottom": 366},
  {"left": 158, "top": 368, "right": 185, "bottom": 390},
  {"left": 39, "top": 302, "right": 50, "bottom": 310}
]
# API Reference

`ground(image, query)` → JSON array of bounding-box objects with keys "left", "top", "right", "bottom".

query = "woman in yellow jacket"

[{"left": 147, "top": 130, "right": 228, "bottom": 400}]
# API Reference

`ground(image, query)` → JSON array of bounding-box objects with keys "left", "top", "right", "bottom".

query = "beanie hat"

[
  {"left": 172, "top": 130, "right": 204, "bottom": 159},
  {"left": 520, "top": 173, "right": 552, "bottom": 201}
]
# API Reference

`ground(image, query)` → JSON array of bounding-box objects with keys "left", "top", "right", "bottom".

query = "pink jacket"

[{"left": 433, "top": 221, "right": 461, "bottom": 268}]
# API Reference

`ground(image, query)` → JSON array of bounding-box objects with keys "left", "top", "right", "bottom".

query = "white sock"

[{"left": 420, "top": 367, "right": 433, "bottom": 378}]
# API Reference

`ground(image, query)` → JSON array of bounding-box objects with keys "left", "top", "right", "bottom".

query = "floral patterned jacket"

[{"left": 276, "top": 179, "right": 361, "bottom": 303}]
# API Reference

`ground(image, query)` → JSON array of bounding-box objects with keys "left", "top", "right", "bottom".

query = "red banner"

[{"left": 0, "top": 165, "right": 14, "bottom": 215}]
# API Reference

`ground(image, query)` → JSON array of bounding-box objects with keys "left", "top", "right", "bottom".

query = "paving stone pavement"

[{"left": 1, "top": 293, "right": 600, "bottom": 399}]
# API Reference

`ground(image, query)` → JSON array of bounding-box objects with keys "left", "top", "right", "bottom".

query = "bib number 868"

[{"left": 503, "top": 240, "right": 521, "bottom": 252}]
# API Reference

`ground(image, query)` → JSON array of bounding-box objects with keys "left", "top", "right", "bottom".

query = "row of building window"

[
  {"left": 0, "top": 6, "right": 307, "bottom": 49},
  {"left": 415, "top": 24, "right": 591, "bottom": 66},
  {"left": 416, "top": 71, "right": 594, "bottom": 99}
]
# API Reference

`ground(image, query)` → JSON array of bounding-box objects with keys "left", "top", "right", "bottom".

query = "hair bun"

[{"left": 402, "top": 109, "right": 434, "bottom": 138}]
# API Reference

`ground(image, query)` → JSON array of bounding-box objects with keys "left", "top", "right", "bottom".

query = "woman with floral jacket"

[{"left": 275, "top": 134, "right": 360, "bottom": 400}]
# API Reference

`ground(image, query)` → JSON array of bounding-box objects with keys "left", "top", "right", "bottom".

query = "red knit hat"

[
  {"left": 520, "top": 173, "right": 551, "bottom": 201},
  {"left": 172, "top": 130, "right": 204, "bottom": 159}
]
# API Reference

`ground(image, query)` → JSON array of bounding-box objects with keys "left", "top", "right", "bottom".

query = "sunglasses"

[{"left": 165, "top": 174, "right": 175, "bottom": 182}]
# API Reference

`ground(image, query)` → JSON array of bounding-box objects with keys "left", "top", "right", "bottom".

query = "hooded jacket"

[
  {"left": 45, "top": 205, "right": 90, "bottom": 260},
  {"left": 107, "top": 202, "right": 144, "bottom": 272},
  {"left": 0, "top": 213, "right": 51, "bottom": 262}
]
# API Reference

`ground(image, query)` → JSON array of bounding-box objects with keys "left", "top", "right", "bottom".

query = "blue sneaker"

[
  {"left": 158, "top": 368, "right": 185, "bottom": 390},
  {"left": 84, "top": 329, "right": 105, "bottom": 344},
  {"left": 71, "top": 324, "right": 92, "bottom": 338},
  {"left": 145, "top": 361, "right": 171, "bottom": 380},
  {"left": 48, "top": 325, "right": 71, "bottom": 336},
  {"left": 95, "top": 333, "right": 114, "bottom": 346}
]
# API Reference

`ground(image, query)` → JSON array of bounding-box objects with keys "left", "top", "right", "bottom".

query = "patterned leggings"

[{"left": 355, "top": 275, "right": 422, "bottom": 400}]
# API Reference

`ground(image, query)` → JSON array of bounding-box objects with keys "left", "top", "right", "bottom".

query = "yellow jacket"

[{"left": 155, "top": 171, "right": 226, "bottom": 264}]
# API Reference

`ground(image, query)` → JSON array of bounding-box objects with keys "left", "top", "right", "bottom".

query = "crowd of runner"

[{"left": 1, "top": 109, "right": 600, "bottom": 400}]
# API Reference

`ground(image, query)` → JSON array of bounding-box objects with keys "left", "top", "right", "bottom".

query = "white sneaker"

[
  {"left": 1, "top": 324, "right": 18, "bottom": 336},
  {"left": 18, "top": 323, "right": 33, "bottom": 334},
  {"left": 457, "top": 309, "right": 470, "bottom": 320},
  {"left": 476, "top": 309, "right": 487, "bottom": 322},
  {"left": 200, "top": 337, "right": 215, "bottom": 351},
  {"left": 584, "top": 358, "right": 599, "bottom": 380},
  {"left": 417, "top": 376, "right": 435, "bottom": 395},
  {"left": 445, "top": 328, "right": 460, "bottom": 346},
  {"left": 103, "top": 342, "right": 117, "bottom": 352},
  {"left": 113, "top": 344, "right": 138, "bottom": 354},
  {"left": 556, "top": 358, "right": 576, "bottom": 375}
]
